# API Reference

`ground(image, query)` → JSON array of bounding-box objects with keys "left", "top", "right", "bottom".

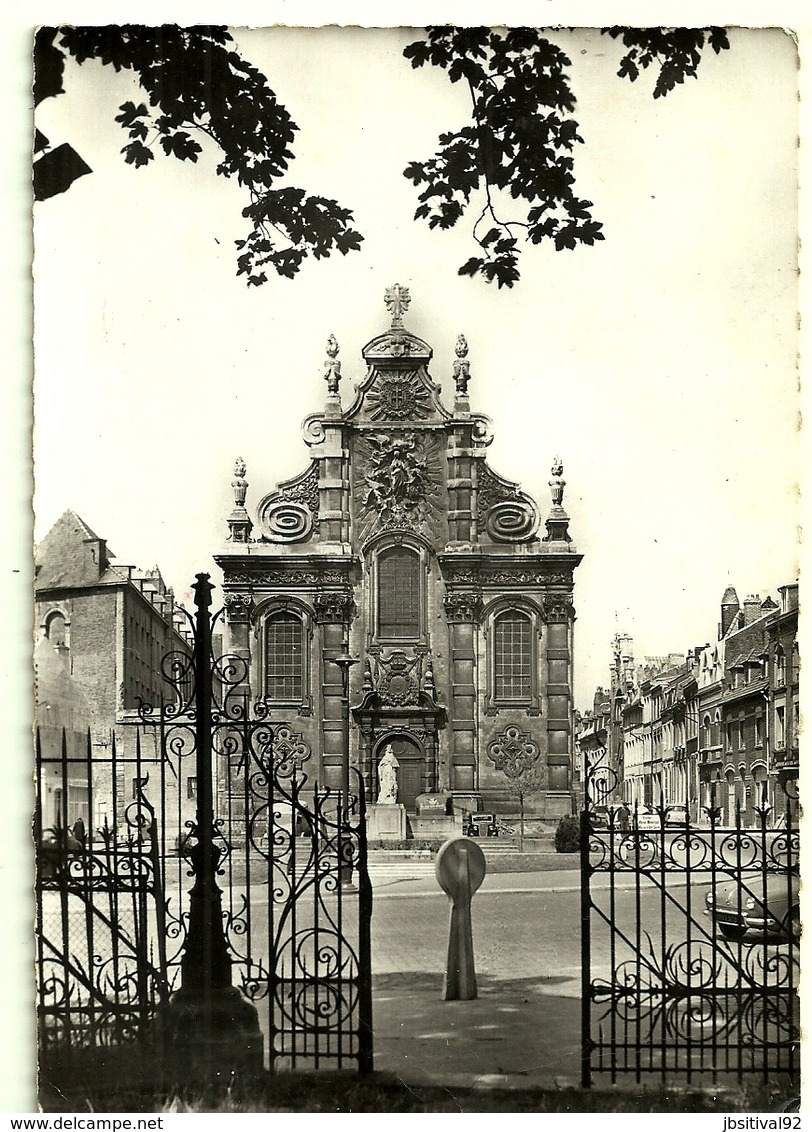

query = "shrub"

[{"left": 554, "top": 816, "right": 580, "bottom": 854}]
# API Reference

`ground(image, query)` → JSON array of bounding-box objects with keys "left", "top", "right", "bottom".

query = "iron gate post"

[
  {"left": 331, "top": 645, "right": 359, "bottom": 889},
  {"left": 164, "top": 573, "right": 263, "bottom": 1085},
  {"left": 580, "top": 805, "right": 593, "bottom": 1089}
]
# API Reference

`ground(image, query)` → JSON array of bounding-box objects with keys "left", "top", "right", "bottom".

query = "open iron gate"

[{"left": 580, "top": 747, "right": 800, "bottom": 1088}]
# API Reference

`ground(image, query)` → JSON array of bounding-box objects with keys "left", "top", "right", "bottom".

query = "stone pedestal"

[
  {"left": 367, "top": 803, "right": 407, "bottom": 842},
  {"left": 162, "top": 985, "right": 264, "bottom": 1086}
]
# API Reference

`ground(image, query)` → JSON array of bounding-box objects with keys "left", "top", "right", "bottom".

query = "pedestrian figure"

[
  {"left": 617, "top": 802, "right": 630, "bottom": 833},
  {"left": 72, "top": 816, "right": 86, "bottom": 847}
]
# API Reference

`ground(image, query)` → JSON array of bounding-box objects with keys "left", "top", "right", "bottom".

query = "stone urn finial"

[
  {"left": 543, "top": 456, "right": 571, "bottom": 543},
  {"left": 453, "top": 334, "right": 471, "bottom": 401},
  {"left": 324, "top": 334, "right": 342, "bottom": 398},
  {"left": 227, "top": 458, "right": 253, "bottom": 543},
  {"left": 549, "top": 457, "right": 565, "bottom": 507},
  {"left": 232, "top": 458, "right": 248, "bottom": 509}
]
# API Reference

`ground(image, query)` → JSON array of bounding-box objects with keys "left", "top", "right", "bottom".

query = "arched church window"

[
  {"left": 493, "top": 610, "right": 532, "bottom": 703},
  {"left": 263, "top": 611, "right": 304, "bottom": 703},
  {"left": 377, "top": 546, "right": 421, "bottom": 640}
]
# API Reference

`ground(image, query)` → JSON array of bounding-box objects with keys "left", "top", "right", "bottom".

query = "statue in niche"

[{"left": 377, "top": 745, "right": 400, "bottom": 804}]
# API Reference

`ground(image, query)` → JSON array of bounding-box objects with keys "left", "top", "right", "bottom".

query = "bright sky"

[{"left": 32, "top": 25, "right": 799, "bottom": 707}]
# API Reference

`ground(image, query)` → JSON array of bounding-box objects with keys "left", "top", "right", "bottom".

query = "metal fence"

[
  {"left": 35, "top": 573, "right": 372, "bottom": 1091},
  {"left": 580, "top": 747, "right": 800, "bottom": 1087}
]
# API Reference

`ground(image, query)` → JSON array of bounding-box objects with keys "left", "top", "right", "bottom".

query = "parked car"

[
  {"left": 705, "top": 872, "right": 800, "bottom": 941},
  {"left": 664, "top": 804, "right": 690, "bottom": 828},
  {"left": 465, "top": 813, "right": 499, "bottom": 837}
]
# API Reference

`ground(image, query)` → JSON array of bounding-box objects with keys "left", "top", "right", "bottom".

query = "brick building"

[
  {"left": 35, "top": 510, "right": 193, "bottom": 831},
  {"left": 214, "top": 287, "right": 582, "bottom": 822}
]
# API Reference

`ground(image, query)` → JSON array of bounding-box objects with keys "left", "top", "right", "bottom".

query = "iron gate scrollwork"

[
  {"left": 580, "top": 746, "right": 800, "bottom": 1087},
  {"left": 35, "top": 573, "right": 373, "bottom": 1087},
  {"left": 35, "top": 728, "right": 179, "bottom": 1086},
  {"left": 144, "top": 579, "right": 373, "bottom": 1074}
]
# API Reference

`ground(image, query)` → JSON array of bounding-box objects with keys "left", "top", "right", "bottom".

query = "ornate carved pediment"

[
  {"left": 359, "top": 649, "right": 440, "bottom": 709},
  {"left": 256, "top": 462, "right": 319, "bottom": 543}
]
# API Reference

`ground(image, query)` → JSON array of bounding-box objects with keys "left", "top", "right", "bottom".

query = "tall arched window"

[
  {"left": 377, "top": 546, "right": 421, "bottom": 640},
  {"left": 493, "top": 610, "right": 532, "bottom": 703},
  {"left": 264, "top": 611, "right": 304, "bottom": 703}
]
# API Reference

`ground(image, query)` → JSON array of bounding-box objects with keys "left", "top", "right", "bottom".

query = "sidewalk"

[
  {"left": 372, "top": 970, "right": 583, "bottom": 1090},
  {"left": 370, "top": 867, "right": 583, "bottom": 1089}
]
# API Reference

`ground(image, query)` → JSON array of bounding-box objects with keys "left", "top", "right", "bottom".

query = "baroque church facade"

[{"left": 215, "top": 287, "right": 582, "bottom": 819}]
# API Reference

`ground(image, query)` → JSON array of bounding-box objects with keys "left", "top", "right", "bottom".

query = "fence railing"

[{"left": 580, "top": 747, "right": 800, "bottom": 1088}]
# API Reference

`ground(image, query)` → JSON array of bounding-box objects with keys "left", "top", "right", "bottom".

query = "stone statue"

[{"left": 377, "top": 744, "right": 399, "bottom": 804}]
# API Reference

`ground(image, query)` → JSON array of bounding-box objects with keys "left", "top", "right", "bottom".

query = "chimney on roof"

[{"left": 742, "top": 594, "right": 762, "bottom": 627}]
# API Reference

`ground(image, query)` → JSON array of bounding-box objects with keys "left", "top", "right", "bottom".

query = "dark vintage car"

[
  {"left": 465, "top": 813, "right": 499, "bottom": 838},
  {"left": 705, "top": 872, "right": 800, "bottom": 941}
]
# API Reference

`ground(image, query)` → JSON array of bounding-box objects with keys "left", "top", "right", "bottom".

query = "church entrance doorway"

[{"left": 378, "top": 735, "right": 423, "bottom": 811}]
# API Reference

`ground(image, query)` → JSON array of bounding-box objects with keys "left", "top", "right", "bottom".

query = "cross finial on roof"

[{"left": 384, "top": 283, "right": 411, "bottom": 329}]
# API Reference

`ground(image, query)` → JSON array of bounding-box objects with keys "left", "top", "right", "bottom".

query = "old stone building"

[
  {"left": 35, "top": 510, "right": 193, "bottom": 832},
  {"left": 215, "top": 287, "right": 582, "bottom": 820}
]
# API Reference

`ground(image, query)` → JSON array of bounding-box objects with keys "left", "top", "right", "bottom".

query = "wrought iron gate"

[
  {"left": 35, "top": 573, "right": 373, "bottom": 1086},
  {"left": 580, "top": 747, "right": 800, "bottom": 1087},
  {"left": 35, "top": 729, "right": 179, "bottom": 1085}
]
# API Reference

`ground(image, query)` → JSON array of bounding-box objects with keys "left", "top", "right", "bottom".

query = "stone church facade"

[{"left": 215, "top": 287, "right": 582, "bottom": 819}]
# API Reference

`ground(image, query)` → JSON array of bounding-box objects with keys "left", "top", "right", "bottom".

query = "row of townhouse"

[{"left": 577, "top": 582, "right": 799, "bottom": 825}]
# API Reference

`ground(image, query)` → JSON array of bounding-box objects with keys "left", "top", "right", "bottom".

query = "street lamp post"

[
  {"left": 164, "top": 573, "right": 262, "bottom": 1083},
  {"left": 331, "top": 642, "right": 358, "bottom": 889}
]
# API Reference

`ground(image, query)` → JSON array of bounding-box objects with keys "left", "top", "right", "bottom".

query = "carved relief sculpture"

[
  {"left": 313, "top": 591, "right": 354, "bottom": 625},
  {"left": 223, "top": 592, "right": 255, "bottom": 623},
  {"left": 359, "top": 431, "right": 439, "bottom": 532},
  {"left": 256, "top": 462, "right": 320, "bottom": 543},
  {"left": 487, "top": 725, "right": 540, "bottom": 779}
]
